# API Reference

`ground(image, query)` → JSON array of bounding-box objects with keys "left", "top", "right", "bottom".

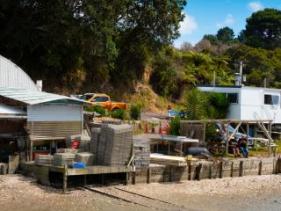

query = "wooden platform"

[
  {"left": 21, "top": 162, "right": 134, "bottom": 192},
  {"left": 49, "top": 165, "right": 133, "bottom": 176}
]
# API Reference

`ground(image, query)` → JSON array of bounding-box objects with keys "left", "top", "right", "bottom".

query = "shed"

[
  {"left": 198, "top": 86, "right": 281, "bottom": 125},
  {"left": 0, "top": 55, "right": 85, "bottom": 161},
  {"left": 0, "top": 87, "right": 84, "bottom": 160}
]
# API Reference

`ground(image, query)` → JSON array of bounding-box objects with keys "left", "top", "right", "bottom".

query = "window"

[
  {"left": 227, "top": 93, "right": 238, "bottom": 104},
  {"left": 92, "top": 96, "right": 109, "bottom": 102},
  {"left": 81, "top": 94, "right": 93, "bottom": 100},
  {"left": 264, "top": 94, "right": 279, "bottom": 105}
]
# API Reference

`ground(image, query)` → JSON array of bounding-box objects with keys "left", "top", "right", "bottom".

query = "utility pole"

[
  {"left": 239, "top": 61, "right": 244, "bottom": 86},
  {"left": 264, "top": 78, "right": 267, "bottom": 88},
  {"left": 212, "top": 71, "right": 216, "bottom": 86},
  {"left": 235, "top": 61, "right": 244, "bottom": 86}
]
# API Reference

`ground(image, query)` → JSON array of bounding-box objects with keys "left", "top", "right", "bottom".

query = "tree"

[
  {"left": 194, "top": 39, "right": 212, "bottom": 52},
  {"left": 180, "top": 42, "right": 193, "bottom": 51},
  {"left": 216, "top": 27, "right": 235, "bottom": 43},
  {"left": 244, "top": 8, "right": 281, "bottom": 49},
  {"left": 203, "top": 34, "right": 218, "bottom": 45},
  {"left": 226, "top": 45, "right": 279, "bottom": 87},
  {"left": 0, "top": 0, "right": 187, "bottom": 92},
  {"left": 113, "top": 0, "right": 187, "bottom": 85}
]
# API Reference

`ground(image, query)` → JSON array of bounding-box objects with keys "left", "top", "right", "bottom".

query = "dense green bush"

[
  {"left": 169, "top": 116, "right": 180, "bottom": 135},
  {"left": 185, "top": 89, "right": 229, "bottom": 120},
  {"left": 130, "top": 104, "right": 141, "bottom": 120},
  {"left": 85, "top": 105, "right": 106, "bottom": 116},
  {"left": 111, "top": 109, "right": 126, "bottom": 120},
  {"left": 185, "top": 89, "right": 208, "bottom": 120}
]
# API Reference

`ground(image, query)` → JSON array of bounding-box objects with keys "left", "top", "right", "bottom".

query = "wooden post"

[
  {"left": 196, "top": 163, "right": 202, "bottom": 181},
  {"left": 188, "top": 161, "right": 192, "bottom": 180},
  {"left": 84, "top": 175, "right": 87, "bottom": 186},
  {"left": 258, "top": 160, "right": 262, "bottom": 175},
  {"left": 180, "top": 143, "right": 183, "bottom": 156},
  {"left": 63, "top": 164, "right": 68, "bottom": 193},
  {"left": 230, "top": 162, "right": 234, "bottom": 177},
  {"left": 125, "top": 173, "right": 129, "bottom": 185},
  {"left": 219, "top": 161, "right": 223, "bottom": 178},
  {"left": 202, "top": 123, "right": 206, "bottom": 146},
  {"left": 30, "top": 140, "right": 33, "bottom": 161},
  {"left": 146, "top": 168, "right": 151, "bottom": 184},
  {"left": 239, "top": 161, "right": 243, "bottom": 177},
  {"left": 225, "top": 123, "right": 229, "bottom": 156},
  {"left": 132, "top": 172, "right": 136, "bottom": 185}
]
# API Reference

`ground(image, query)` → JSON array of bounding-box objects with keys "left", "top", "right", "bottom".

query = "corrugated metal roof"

[
  {"left": 0, "top": 104, "right": 26, "bottom": 115},
  {"left": 0, "top": 55, "right": 38, "bottom": 90},
  {"left": 0, "top": 87, "right": 84, "bottom": 105}
]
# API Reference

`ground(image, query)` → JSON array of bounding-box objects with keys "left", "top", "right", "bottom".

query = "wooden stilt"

[{"left": 63, "top": 164, "right": 68, "bottom": 193}]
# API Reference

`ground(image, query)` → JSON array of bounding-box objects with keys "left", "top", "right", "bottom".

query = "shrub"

[
  {"left": 185, "top": 89, "right": 208, "bottom": 120},
  {"left": 111, "top": 109, "right": 126, "bottom": 120},
  {"left": 130, "top": 104, "right": 141, "bottom": 120},
  {"left": 85, "top": 105, "right": 106, "bottom": 116},
  {"left": 169, "top": 116, "right": 180, "bottom": 135},
  {"left": 207, "top": 92, "right": 229, "bottom": 119},
  {"left": 185, "top": 89, "right": 229, "bottom": 120}
]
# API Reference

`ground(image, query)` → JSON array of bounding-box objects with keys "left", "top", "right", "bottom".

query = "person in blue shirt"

[{"left": 238, "top": 137, "right": 248, "bottom": 158}]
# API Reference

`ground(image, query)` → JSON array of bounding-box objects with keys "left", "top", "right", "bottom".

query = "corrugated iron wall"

[
  {"left": 0, "top": 55, "right": 37, "bottom": 90},
  {"left": 27, "top": 121, "right": 82, "bottom": 139},
  {"left": 27, "top": 104, "right": 83, "bottom": 139},
  {"left": 27, "top": 104, "right": 82, "bottom": 122}
]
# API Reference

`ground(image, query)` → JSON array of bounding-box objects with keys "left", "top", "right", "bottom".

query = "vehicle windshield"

[
  {"left": 81, "top": 94, "right": 93, "bottom": 100},
  {"left": 93, "top": 96, "right": 109, "bottom": 102}
]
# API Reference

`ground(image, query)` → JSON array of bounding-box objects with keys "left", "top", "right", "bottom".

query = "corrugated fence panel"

[{"left": 27, "top": 104, "right": 82, "bottom": 122}]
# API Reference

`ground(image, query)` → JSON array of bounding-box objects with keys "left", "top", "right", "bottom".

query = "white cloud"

[
  {"left": 248, "top": 2, "right": 264, "bottom": 12},
  {"left": 216, "top": 14, "right": 235, "bottom": 28},
  {"left": 179, "top": 13, "right": 198, "bottom": 35}
]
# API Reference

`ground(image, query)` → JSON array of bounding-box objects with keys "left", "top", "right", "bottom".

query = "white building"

[{"left": 198, "top": 86, "right": 281, "bottom": 124}]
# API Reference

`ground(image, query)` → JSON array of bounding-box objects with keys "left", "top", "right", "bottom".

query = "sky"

[{"left": 174, "top": 0, "right": 281, "bottom": 48}]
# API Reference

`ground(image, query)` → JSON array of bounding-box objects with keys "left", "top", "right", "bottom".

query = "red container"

[{"left": 71, "top": 140, "right": 80, "bottom": 149}]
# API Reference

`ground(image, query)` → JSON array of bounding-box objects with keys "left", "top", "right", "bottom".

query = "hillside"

[{"left": 1, "top": 3, "right": 281, "bottom": 112}]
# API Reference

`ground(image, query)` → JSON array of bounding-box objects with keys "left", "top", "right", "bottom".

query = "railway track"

[{"left": 83, "top": 185, "right": 188, "bottom": 211}]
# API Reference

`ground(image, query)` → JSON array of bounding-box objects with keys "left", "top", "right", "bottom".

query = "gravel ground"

[
  {"left": 1, "top": 174, "right": 281, "bottom": 211},
  {"left": 0, "top": 175, "right": 148, "bottom": 211},
  {"left": 119, "top": 174, "right": 281, "bottom": 211}
]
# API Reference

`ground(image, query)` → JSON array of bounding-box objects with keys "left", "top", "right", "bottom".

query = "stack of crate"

[
  {"left": 0, "top": 163, "right": 7, "bottom": 175},
  {"left": 35, "top": 155, "right": 53, "bottom": 166},
  {"left": 90, "top": 127, "right": 101, "bottom": 161},
  {"left": 53, "top": 153, "right": 75, "bottom": 167},
  {"left": 75, "top": 152, "right": 94, "bottom": 166},
  {"left": 133, "top": 139, "right": 150, "bottom": 170},
  {"left": 93, "top": 124, "right": 133, "bottom": 166}
]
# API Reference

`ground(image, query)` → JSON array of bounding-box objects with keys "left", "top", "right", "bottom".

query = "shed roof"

[
  {"left": 198, "top": 85, "right": 281, "bottom": 92},
  {"left": 0, "top": 55, "right": 38, "bottom": 90},
  {"left": 0, "top": 87, "right": 83, "bottom": 105},
  {"left": 0, "top": 104, "right": 26, "bottom": 115},
  {"left": 0, "top": 104, "right": 27, "bottom": 119}
]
